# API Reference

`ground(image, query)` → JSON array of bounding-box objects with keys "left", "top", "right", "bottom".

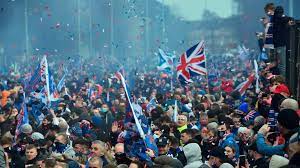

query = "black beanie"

[{"left": 277, "top": 109, "right": 299, "bottom": 130}]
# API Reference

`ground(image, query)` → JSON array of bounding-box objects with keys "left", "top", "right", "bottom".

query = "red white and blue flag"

[
  {"left": 234, "top": 73, "right": 255, "bottom": 96},
  {"left": 176, "top": 41, "right": 207, "bottom": 84}
]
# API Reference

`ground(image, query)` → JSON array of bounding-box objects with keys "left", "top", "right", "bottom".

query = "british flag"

[{"left": 176, "top": 41, "right": 207, "bottom": 84}]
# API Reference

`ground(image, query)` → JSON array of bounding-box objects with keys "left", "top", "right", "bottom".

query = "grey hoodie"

[{"left": 183, "top": 143, "right": 203, "bottom": 168}]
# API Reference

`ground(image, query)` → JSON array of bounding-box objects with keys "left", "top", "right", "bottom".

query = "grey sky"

[{"left": 157, "top": 0, "right": 234, "bottom": 21}]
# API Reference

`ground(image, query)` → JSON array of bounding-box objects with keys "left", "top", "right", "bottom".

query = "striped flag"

[{"left": 234, "top": 73, "right": 255, "bottom": 96}]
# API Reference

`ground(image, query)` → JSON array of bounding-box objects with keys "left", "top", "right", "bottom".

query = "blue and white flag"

[
  {"left": 146, "top": 98, "right": 157, "bottom": 112},
  {"left": 15, "top": 93, "right": 29, "bottom": 137},
  {"left": 117, "top": 72, "right": 146, "bottom": 139},
  {"left": 157, "top": 48, "right": 175, "bottom": 72},
  {"left": 238, "top": 44, "right": 250, "bottom": 61},
  {"left": 57, "top": 73, "right": 67, "bottom": 92}
]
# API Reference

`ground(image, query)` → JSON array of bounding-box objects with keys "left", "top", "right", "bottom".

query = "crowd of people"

[{"left": 0, "top": 2, "right": 299, "bottom": 168}]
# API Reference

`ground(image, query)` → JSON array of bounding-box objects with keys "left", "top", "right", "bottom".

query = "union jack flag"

[
  {"left": 176, "top": 41, "right": 207, "bottom": 84},
  {"left": 234, "top": 73, "right": 255, "bottom": 96},
  {"left": 243, "top": 110, "right": 259, "bottom": 121}
]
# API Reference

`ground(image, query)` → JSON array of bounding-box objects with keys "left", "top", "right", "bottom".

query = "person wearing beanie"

[
  {"left": 153, "top": 155, "right": 184, "bottom": 168},
  {"left": 269, "top": 155, "right": 289, "bottom": 168},
  {"left": 280, "top": 98, "right": 299, "bottom": 111},
  {"left": 31, "top": 132, "right": 44, "bottom": 141},
  {"left": 20, "top": 124, "right": 33, "bottom": 134},
  {"left": 219, "top": 163, "right": 234, "bottom": 168},
  {"left": 200, "top": 147, "right": 226, "bottom": 168},
  {"left": 256, "top": 109, "right": 299, "bottom": 156}
]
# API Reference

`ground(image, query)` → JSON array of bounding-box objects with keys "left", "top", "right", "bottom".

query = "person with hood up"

[{"left": 182, "top": 143, "right": 203, "bottom": 168}]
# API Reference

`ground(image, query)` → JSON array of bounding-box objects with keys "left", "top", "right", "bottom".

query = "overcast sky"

[{"left": 156, "top": 0, "right": 234, "bottom": 21}]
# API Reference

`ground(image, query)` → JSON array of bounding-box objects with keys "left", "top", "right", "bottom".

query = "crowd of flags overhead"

[
  {"left": 13, "top": 39, "right": 263, "bottom": 159},
  {"left": 155, "top": 41, "right": 260, "bottom": 95},
  {"left": 16, "top": 56, "right": 68, "bottom": 137}
]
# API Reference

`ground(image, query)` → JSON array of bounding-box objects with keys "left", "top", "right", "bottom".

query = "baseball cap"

[{"left": 156, "top": 136, "right": 169, "bottom": 147}]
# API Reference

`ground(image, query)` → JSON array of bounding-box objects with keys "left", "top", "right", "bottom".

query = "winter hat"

[
  {"left": 277, "top": 109, "right": 299, "bottom": 130},
  {"left": 220, "top": 163, "right": 234, "bottom": 168},
  {"left": 69, "top": 123, "right": 82, "bottom": 137},
  {"left": 31, "top": 132, "right": 44, "bottom": 140},
  {"left": 154, "top": 155, "right": 184, "bottom": 168},
  {"left": 269, "top": 155, "right": 289, "bottom": 168},
  {"left": 209, "top": 147, "right": 226, "bottom": 161},
  {"left": 20, "top": 124, "right": 33, "bottom": 134},
  {"left": 58, "top": 120, "right": 69, "bottom": 133},
  {"left": 280, "top": 98, "right": 299, "bottom": 111},
  {"left": 238, "top": 102, "right": 249, "bottom": 113},
  {"left": 91, "top": 116, "right": 103, "bottom": 127},
  {"left": 247, "top": 142, "right": 258, "bottom": 152}
]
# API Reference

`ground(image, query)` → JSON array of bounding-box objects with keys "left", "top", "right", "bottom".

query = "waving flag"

[
  {"left": 177, "top": 41, "right": 207, "bottom": 84},
  {"left": 57, "top": 73, "right": 67, "bottom": 92},
  {"left": 15, "top": 93, "right": 29, "bottom": 138},
  {"left": 157, "top": 49, "right": 175, "bottom": 72},
  {"left": 146, "top": 98, "right": 157, "bottom": 112},
  {"left": 238, "top": 44, "right": 250, "bottom": 61},
  {"left": 118, "top": 72, "right": 146, "bottom": 139},
  {"left": 254, "top": 60, "right": 260, "bottom": 94},
  {"left": 118, "top": 71, "right": 158, "bottom": 157},
  {"left": 173, "top": 100, "right": 178, "bottom": 122},
  {"left": 234, "top": 73, "right": 255, "bottom": 96}
]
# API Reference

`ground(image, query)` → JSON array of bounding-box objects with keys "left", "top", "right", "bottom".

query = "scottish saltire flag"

[
  {"left": 234, "top": 73, "right": 255, "bottom": 96},
  {"left": 157, "top": 48, "right": 175, "bottom": 72},
  {"left": 238, "top": 44, "right": 250, "bottom": 61},
  {"left": 177, "top": 41, "right": 207, "bottom": 84}
]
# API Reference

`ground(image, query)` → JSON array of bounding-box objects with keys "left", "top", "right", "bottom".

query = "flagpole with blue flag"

[
  {"left": 42, "top": 56, "right": 51, "bottom": 107},
  {"left": 118, "top": 72, "right": 146, "bottom": 139},
  {"left": 118, "top": 71, "right": 158, "bottom": 157},
  {"left": 14, "top": 92, "right": 29, "bottom": 143},
  {"left": 57, "top": 73, "right": 66, "bottom": 92}
]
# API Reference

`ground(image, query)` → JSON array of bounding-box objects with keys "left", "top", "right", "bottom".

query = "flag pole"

[
  {"left": 204, "top": 45, "right": 210, "bottom": 95},
  {"left": 44, "top": 56, "right": 51, "bottom": 107}
]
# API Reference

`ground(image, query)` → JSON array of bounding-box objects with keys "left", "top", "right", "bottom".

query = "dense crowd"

[{"left": 0, "top": 2, "right": 299, "bottom": 168}]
